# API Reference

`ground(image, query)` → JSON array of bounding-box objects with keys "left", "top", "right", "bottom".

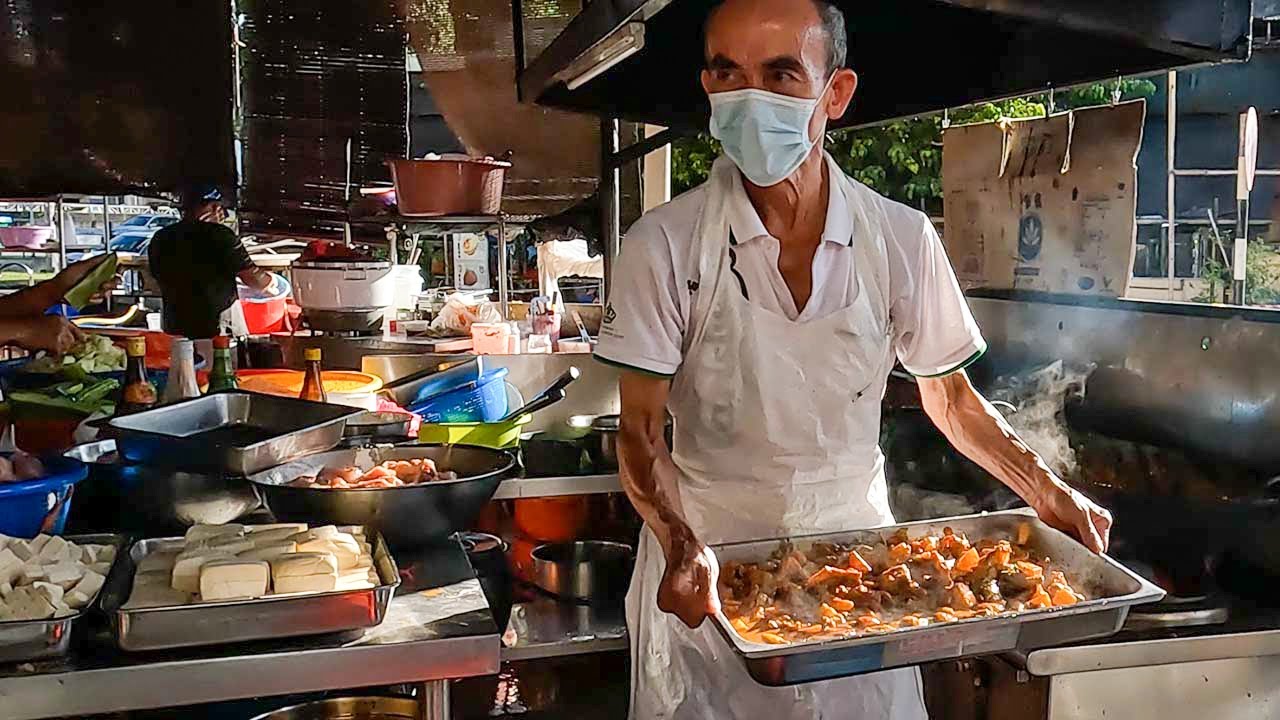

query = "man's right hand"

[
  {"left": 657, "top": 542, "right": 721, "bottom": 629},
  {"left": 17, "top": 315, "right": 84, "bottom": 355}
]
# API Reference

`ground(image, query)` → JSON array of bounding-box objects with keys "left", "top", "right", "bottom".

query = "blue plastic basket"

[
  {"left": 0, "top": 454, "right": 88, "bottom": 538},
  {"left": 411, "top": 367, "right": 510, "bottom": 423}
]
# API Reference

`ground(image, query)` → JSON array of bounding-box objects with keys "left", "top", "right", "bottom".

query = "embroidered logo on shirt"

[
  {"left": 687, "top": 280, "right": 699, "bottom": 294},
  {"left": 603, "top": 303, "right": 617, "bottom": 325}
]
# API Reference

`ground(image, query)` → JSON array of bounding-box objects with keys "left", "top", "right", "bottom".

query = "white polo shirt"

[{"left": 595, "top": 166, "right": 986, "bottom": 379}]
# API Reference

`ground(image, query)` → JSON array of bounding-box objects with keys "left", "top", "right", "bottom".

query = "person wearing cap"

[{"left": 148, "top": 184, "right": 274, "bottom": 343}]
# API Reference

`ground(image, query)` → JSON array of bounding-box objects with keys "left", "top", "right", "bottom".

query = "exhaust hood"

[{"left": 520, "top": 0, "right": 1252, "bottom": 131}]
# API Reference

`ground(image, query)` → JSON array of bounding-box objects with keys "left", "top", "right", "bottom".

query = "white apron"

[{"left": 627, "top": 155, "right": 927, "bottom": 720}]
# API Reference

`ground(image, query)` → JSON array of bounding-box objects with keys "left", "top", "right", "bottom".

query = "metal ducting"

[{"left": 519, "top": 0, "right": 1253, "bottom": 131}]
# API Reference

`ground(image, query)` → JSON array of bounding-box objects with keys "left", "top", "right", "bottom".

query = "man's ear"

[{"left": 826, "top": 68, "right": 858, "bottom": 121}]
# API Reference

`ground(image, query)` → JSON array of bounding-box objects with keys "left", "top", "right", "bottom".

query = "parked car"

[{"left": 108, "top": 214, "right": 179, "bottom": 253}]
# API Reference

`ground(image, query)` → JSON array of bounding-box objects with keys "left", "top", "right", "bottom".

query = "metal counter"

[
  {"left": 0, "top": 541, "right": 500, "bottom": 720},
  {"left": 502, "top": 598, "right": 628, "bottom": 662}
]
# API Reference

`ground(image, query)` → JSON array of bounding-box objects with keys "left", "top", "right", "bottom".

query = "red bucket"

[{"left": 239, "top": 274, "right": 292, "bottom": 334}]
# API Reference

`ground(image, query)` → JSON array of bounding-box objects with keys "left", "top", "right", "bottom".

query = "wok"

[{"left": 246, "top": 444, "right": 516, "bottom": 548}]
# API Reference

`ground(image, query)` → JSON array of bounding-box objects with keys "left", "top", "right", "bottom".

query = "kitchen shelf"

[
  {"left": 347, "top": 213, "right": 539, "bottom": 232},
  {"left": 494, "top": 473, "right": 622, "bottom": 500},
  {"left": 501, "top": 598, "right": 628, "bottom": 662}
]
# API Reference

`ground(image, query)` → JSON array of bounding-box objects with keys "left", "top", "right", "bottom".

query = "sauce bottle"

[
  {"left": 299, "top": 348, "right": 327, "bottom": 403},
  {"left": 162, "top": 337, "right": 200, "bottom": 403},
  {"left": 119, "top": 337, "right": 158, "bottom": 414},
  {"left": 206, "top": 335, "right": 238, "bottom": 393}
]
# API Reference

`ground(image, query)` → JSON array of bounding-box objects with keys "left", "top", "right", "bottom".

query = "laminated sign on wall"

[
  {"left": 453, "top": 233, "right": 491, "bottom": 291},
  {"left": 941, "top": 100, "right": 1145, "bottom": 297}
]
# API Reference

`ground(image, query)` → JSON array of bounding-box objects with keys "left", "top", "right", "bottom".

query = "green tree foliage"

[
  {"left": 670, "top": 79, "right": 1158, "bottom": 215},
  {"left": 1196, "top": 237, "right": 1280, "bottom": 306}
]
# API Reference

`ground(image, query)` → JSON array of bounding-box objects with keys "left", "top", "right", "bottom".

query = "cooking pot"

[
  {"left": 291, "top": 260, "right": 395, "bottom": 311},
  {"left": 531, "top": 540, "right": 635, "bottom": 606},
  {"left": 251, "top": 696, "right": 419, "bottom": 720}
]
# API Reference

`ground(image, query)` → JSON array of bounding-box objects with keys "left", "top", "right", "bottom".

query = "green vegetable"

[
  {"left": 10, "top": 378, "right": 120, "bottom": 417},
  {"left": 63, "top": 253, "right": 119, "bottom": 310},
  {"left": 25, "top": 334, "right": 126, "bottom": 376}
]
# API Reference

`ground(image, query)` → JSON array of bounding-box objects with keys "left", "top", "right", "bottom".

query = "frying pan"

[{"left": 246, "top": 444, "right": 516, "bottom": 549}]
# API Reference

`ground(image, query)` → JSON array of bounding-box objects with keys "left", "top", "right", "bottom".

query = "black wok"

[{"left": 246, "top": 444, "right": 516, "bottom": 549}]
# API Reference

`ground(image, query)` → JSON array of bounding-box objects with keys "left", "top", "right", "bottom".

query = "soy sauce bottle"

[
  {"left": 299, "top": 348, "right": 327, "bottom": 403},
  {"left": 118, "top": 337, "right": 158, "bottom": 414}
]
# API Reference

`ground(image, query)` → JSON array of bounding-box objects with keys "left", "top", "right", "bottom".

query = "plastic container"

[
  {"left": 411, "top": 367, "right": 509, "bottom": 423},
  {"left": 0, "top": 455, "right": 89, "bottom": 537},
  {"left": 471, "top": 323, "right": 513, "bottom": 355},
  {"left": 387, "top": 155, "right": 511, "bottom": 216},
  {"left": 238, "top": 273, "right": 292, "bottom": 334},
  {"left": 0, "top": 226, "right": 53, "bottom": 249},
  {"left": 391, "top": 265, "right": 424, "bottom": 310},
  {"left": 418, "top": 414, "right": 531, "bottom": 449}
]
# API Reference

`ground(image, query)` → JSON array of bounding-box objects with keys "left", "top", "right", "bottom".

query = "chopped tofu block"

[
  {"left": 0, "top": 582, "right": 12, "bottom": 597},
  {"left": 7, "top": 540, "right": 35, "bottom": 563},
  {"left": 36, "top": 536, "right": 72, "bottom": 564},
  {"left": 239, "top": 542, "right": 298, "bottom": 562},
  {"left": 43, "top": 563, "right": 86, "bottom": 590},
  {"left": 70, "top": 570, "right": 105, "bottom": 601},
  {"left": 337, "top": 525, "right": 366, "bottom": 537},
  {"left": 171, "top": 551, "right": 234, "bottom": 593},
  {"left": 0, "top": 532, "right": 11, "bottom": 549},
  {"left": 28, "top": 534, "right": 51, "bottom": 553},
  {"left": 193, "top": 537, "right": 256, "bottom": 555},
  {"left": 32, "top": 581, "right": 65, "bottom": 607},
  {"left": 125, "top": 584, "right": 192, "bottom": 609},
  {"left": 273, "top": 573, "right": 338, "bottom": 594},
  {"left": 243, "top": 528, "right": 304, "bottom": 546},
  {"left": 185, "top": 524, "right": 245, "bottom": 543},
  {"left": 78, "top": 544, "right": 98, "bottom": 564},
  {"left": 52, "top": 602, "right": 74, "bottom": 618},
  {"left": 0, "top": 548, "right": 22, "bottom": 585},
  {"left": 18, "top": 564, "right": 46, "bottom": 585},
  {"left": 336, "top": 567, "right": 376, "bottom": 591},
  {"left": 95, "top": 545, "right": 116, "bottom": 563},
  {"left": 137, "top": 551, "right": 179, "bottom": 575},
  {"left": 199, "top": 560, "right": 270, "bottom": 601},
  {"left": 245, "top": 523, "right": 308, "bottom": 534},
  {"left": 308, "top": 525, "right": 342, "bottom": 540},
  {"left": 270, "top": 552, "right": 338, "bottom": 578},
  {"left": 90, "top": 561, "right": 113, "bottom": 576},
  {"left": 4, "top": 587, "right": 55, "bottom": 620},
  {"left": 64, "top": 590, "right": 91, "bottom": 609}
]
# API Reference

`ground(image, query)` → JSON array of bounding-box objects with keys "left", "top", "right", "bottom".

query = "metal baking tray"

[
  {"left": 106, "top": 392, "right": 363, "bottom": 475},
  {"left": 0, "top": 533, "right": 127, "bottom": 663},
  {"left": 101, "top": 527, "right": 400, "bottom": 651},
  {"left": 710, "top": 509, "right": 1165, "bottom": 686}
]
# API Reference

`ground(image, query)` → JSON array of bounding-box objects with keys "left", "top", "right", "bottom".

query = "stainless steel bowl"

[
  {"left": 532, "top": 540, "right": 635, "bottom": 605},
  {"left": 247, "top": 444, "right": 516, "bottom": 549},
  {"left": 251, "top": 696, "right": 419, "bottom": 720},
  {"left": 63, "top": 440, "right": 260, "bottom": 535}
]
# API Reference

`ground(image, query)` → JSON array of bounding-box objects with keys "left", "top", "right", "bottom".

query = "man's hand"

[
  {"left": 17, "top": 315, "right": 84, "bottom": 355},
  {"left": 657, "top": 542, "right": 721, "bottom": 629},
  {"left": 1027, "top": 478, "right": 1112, "bottom": 553}
]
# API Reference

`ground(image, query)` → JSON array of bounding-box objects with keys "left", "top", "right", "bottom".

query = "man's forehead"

[{"left": 704, "top": 0, "right": 826, "bottom": 68}]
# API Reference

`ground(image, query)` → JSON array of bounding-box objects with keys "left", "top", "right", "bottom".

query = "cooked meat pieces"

[
  {"left": 289, "top": 458, "right": 458, "bottom": 490},
  {"left": 720, "top": 524, "right": 1086, "bottom": 646}
]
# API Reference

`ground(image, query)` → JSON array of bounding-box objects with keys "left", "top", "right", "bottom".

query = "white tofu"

[
  {"left": 171, "top": 551, "right": 234, "bottom": 593},
  {"left": 43, "top": 562, "right": 86, "bottom": 590},
  {"left": 244, "top": 523, "right": 308, "bottom": 535},
  {"left": 64, "top": 590, "right": 91, "bottom": 609},
  {"left": 184, "top": 524, "right": 244, "bottom": 543},
  {"left": 0, "top": 581, "right": 12, "bottom": 597},
  {"left": 95, "top": 545, "right": 116, "bottom": 563},
  {"left": 70, "top": 570, "right": 104, "bottom": 601},
  {"left": 7, "top": 540, "right": 35, "bottom": 563},
  {"left": 269, "top": 552, "right": 338, "bottom": 578},
  {"left": 36, "top": 536, "right": 72, "bottom": 564},
  {"left": 238, "top": 542, "right": 297, "bottom": 562},
  {"left": 307, "top": 525, "right": 342, "bottom": 540},
  {"left": 17, "top": 564, "right": 46, "bottom": 586},
  {"left": 243, "top": 528, "right": 303, "bottom": 546},
  {"left": 4, "top": 587, "right": 55, "bottom": 620},
  {"left": 337, "top": 525, "right": 366, "bottom": 538},
  {"left": 137, "top": 551, "right": 179, "bottom": 575},
  {"left": 0, "top": 548, "right": 22, "bottom": 585},
  {"left": 193, "top": 537, "right": 256, "bottom": 555},
  {"left": 77, "top": 544, "right": 98, "bottom": 564},
  {"left": 198, "top": 560, "right": 270, "bottom": 601},
  {"left": 31, "top": 581, "right": 64, "bottom": 607},
  {"left": 90, "top": 561, "right": 113, "bottom": 576},
  {"left": 0, "top": 532, "right": 11, "bottom": 549},
  {"left": 52, "top": 602, "right": 74, "bottom": 618},
  {"left": 125, "top": 584, "right": 192, "bottom": 609},
  {"left": 273, "top": 573, "right": 338, "bottom": 594},
  {"left": 336, "top": 567, "right": 375, "bottom": 591},
  {"left": 28, "top": 534, "right": 51, "bottom": 553},
  {"left": 292, "top": 532, "right": 362, "bottom": 569}
]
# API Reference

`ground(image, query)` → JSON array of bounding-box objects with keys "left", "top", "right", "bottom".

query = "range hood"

[{"left": 519, "top": 0, "right": 1253, "bottom": 131}]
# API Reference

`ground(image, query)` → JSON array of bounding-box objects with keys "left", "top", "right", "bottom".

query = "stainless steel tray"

[
  {"left": 102, "top": 528, "right": 400, "bottom": 651},
  {"left": 0, "top": 533, "right": 127, "bottom": 663},
  {"left": 709, "top": 509, "right": 1166, "bottom": 686},
  {"left": 106, "top": 392, "right": 363, "bottom": 475}
]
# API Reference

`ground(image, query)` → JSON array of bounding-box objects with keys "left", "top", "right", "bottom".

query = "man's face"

[{"left": 701, "top": 0, "right": 857, "bottom": 143}]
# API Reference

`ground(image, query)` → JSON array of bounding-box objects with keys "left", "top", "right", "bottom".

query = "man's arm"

[
  {"left": 618, "top": 371, "right": 719, "bottom": 628},
  {"left": 237, "top": 266, "right": 272, "bottom": 292},
  {"left": 917, "top": 370, "right": 1112, "bottom": 552},
  {"left": 0, "top": 255, "right": 114, "bottom": 318}
]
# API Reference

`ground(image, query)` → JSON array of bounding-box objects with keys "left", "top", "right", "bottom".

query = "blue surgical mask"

[{"left": 708, "top": 79, "right": 832, "bottom": 187}]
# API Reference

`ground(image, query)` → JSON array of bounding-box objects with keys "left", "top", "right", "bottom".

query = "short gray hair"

[{"left": 705, "top": 0, "right": 848, "bottom": 77}]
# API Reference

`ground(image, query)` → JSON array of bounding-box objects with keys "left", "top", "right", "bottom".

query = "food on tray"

[
  {"left": 0, "top": 533, "right": 116, "bottom": 621},
  {"left": 0, "top": 451, "right": 46, "bottom": 483},
  {"left": 26, "top": 334, "right": 127, "bottom": 375},
  {"left": 718, "top": 524, "right": 1086, "bottom": 646},
  {"left": 124, "top": 523, "right": 379, "bottom": 608},
  {"left": 289, "top": 458, "right": 458, "bottom": 489}
]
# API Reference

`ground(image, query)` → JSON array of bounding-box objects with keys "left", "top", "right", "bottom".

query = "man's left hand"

[{"left": 1028, "top": 478, "right": 1112, "bottom": 553}]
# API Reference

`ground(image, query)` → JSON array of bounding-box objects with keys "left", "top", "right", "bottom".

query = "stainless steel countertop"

[
  {"left": 502, "top": 598, "right": 628, "bottom": 662},
  {"left": 495, "top": 473, "right": 622, "bottom": 499},
  {"left": 1023, "top": 627, "right": 1280, "bottom": 676},
  {"left": 0, "top": 542, "right": 501, "bottom": 720}
]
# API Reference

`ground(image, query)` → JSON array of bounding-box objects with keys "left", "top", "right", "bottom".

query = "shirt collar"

[{"left": 725, "top": 166, "right": 854, "bottom": 248}]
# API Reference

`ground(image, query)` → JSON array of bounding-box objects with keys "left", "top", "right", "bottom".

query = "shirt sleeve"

[
  {"left": 889, "top": 210, "right": 986, "bottom": 377},
  {"left": 594, "top": 214, "right": 687, "bottom": 377},
  {"left": 213, "top": 225, "right": 253, "bottom": 275}
]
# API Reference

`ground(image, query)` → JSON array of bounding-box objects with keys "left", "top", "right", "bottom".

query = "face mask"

[{"left": 708, "top": 77, "right": 833, "bottom": 187}]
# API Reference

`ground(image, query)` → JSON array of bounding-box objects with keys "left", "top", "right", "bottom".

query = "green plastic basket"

[{"left": 417, "top": 414, "right": 532, "bottom": 449}]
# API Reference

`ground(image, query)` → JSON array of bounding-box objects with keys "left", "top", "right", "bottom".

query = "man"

[
  {"left": 594, "top": 0, "right": 1113, "bottom": 717},
  {"left": 148, "top": 184, "right": 273, "bottom": 341},
  {"left": 0, "top": 257, "right": 120, "bottom": 354}
]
